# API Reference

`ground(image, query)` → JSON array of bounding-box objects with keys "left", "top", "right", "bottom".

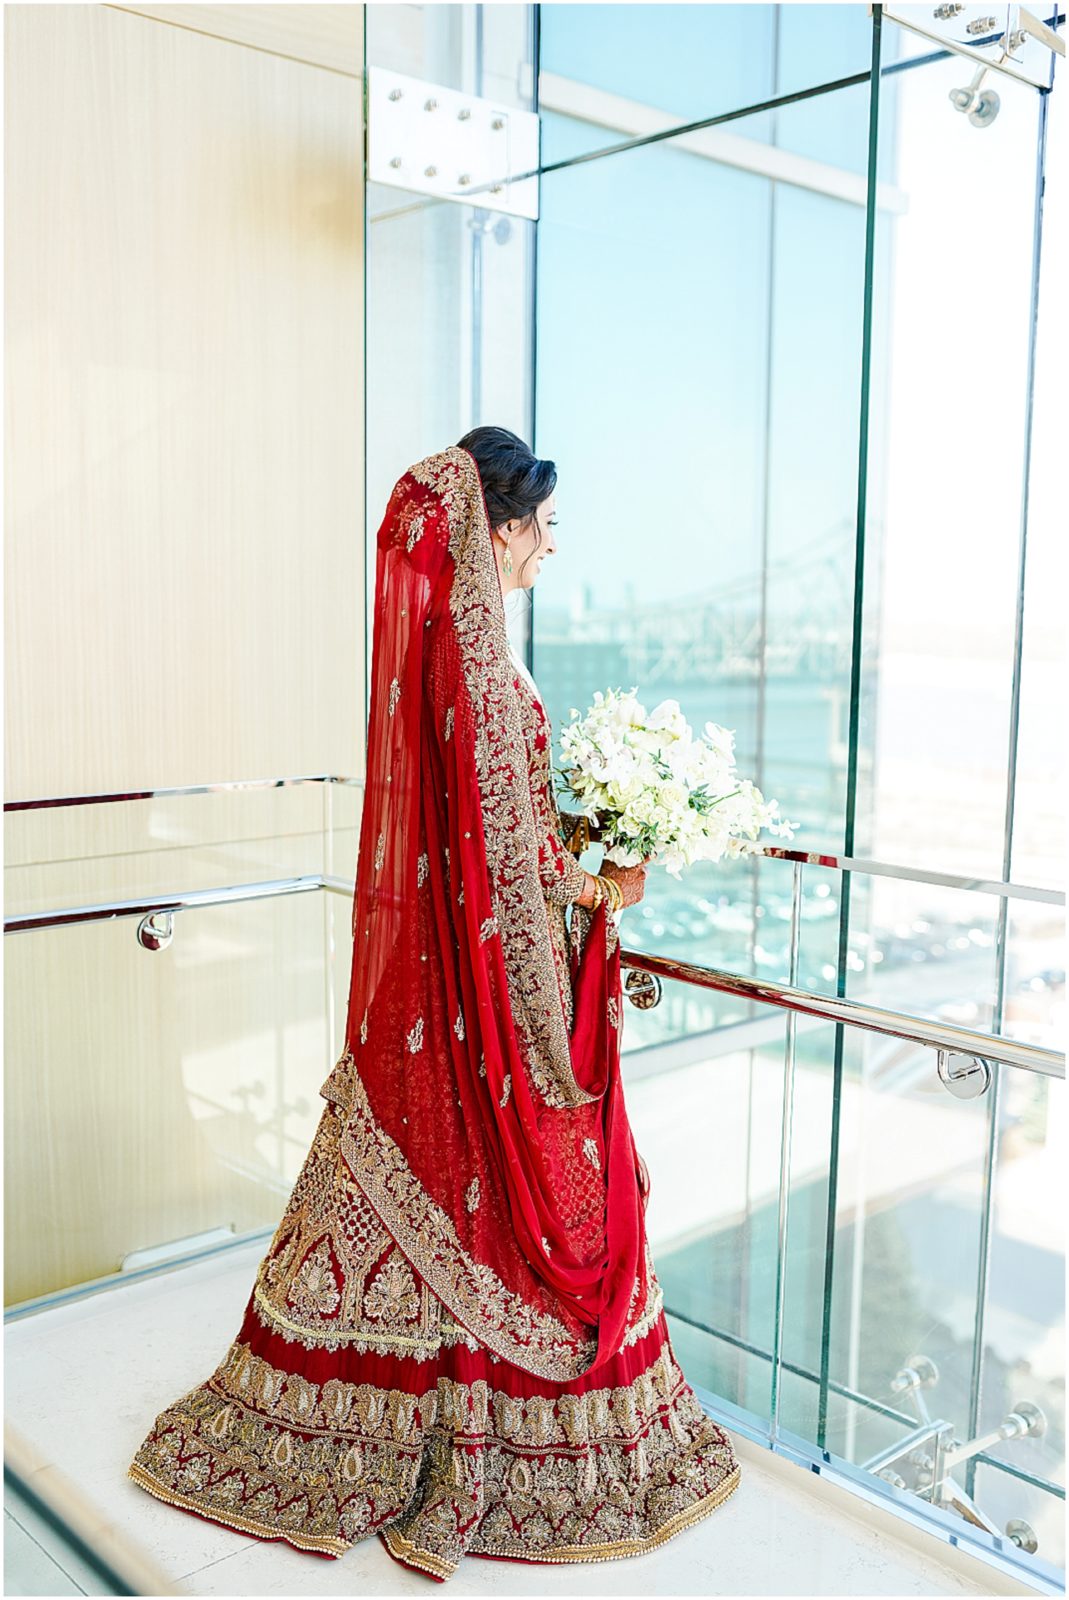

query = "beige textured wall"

[{"left": 4, "top": 4, "right": 364, "bottom": 1303}]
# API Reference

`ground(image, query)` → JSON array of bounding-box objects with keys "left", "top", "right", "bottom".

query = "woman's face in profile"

[{"left": 501, "top": 493, "right": 558, "bottom": 592}]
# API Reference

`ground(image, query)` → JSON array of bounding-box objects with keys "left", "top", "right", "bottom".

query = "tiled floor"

[{"left": 3, "top": 1242, "right": 1044, "bottom": 1597}]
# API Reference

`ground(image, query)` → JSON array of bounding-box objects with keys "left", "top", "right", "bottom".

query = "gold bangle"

[{"left": 595, "top": 872, "right": 622, "bottom": 913}]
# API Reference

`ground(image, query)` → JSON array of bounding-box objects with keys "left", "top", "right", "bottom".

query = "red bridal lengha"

[{"left": 126, "top": 445, "right": 741, "bottom": 1580}]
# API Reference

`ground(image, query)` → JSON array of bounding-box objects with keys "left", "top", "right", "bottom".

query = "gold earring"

[{"left": 502, "top": 536, "right": 513, "bottom": 576}]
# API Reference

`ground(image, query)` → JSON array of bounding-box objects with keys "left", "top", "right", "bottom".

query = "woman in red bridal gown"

[{"left": 126, "top": 430, "right": 741, "bottom": 1581}]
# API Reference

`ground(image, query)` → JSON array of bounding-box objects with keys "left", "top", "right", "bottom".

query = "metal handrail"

[
  {"left": 757, "top": 843, "right": 1062, "bottom": 906},
  {"left": 621, "top": 947, "right": 1064, "bottom": 1080},
  {"left": 4, "top": 867, "right": 1061, "bottom": 1081},
  {"left": 3, "top": 772, "right": 363, "bottom": 812},
  {"left": 3, "top": 875, "right": 331, "bottom": 934},
  {"left": 5, "top": 773, "right": 1062, "bottom": 1077}
]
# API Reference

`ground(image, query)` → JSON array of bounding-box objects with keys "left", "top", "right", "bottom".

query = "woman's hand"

[{"left": 598, "top": 857, "right": 650, "bottom": 908}]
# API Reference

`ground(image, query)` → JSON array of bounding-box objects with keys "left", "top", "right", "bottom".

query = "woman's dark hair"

[{"left": 456, "top": 426, "right": 556, "bottom": 587}]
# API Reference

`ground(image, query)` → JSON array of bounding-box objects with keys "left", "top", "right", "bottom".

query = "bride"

[{"left": 126, "top": 426, "right": 741, "bottom": 1580}]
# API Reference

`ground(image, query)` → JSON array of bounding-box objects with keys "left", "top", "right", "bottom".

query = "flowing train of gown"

[{"left": 126, "top": 660, "right": 741, "bottom": 1581}]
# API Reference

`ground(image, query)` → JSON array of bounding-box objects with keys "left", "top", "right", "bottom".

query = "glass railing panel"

[
  {"left": 615, "top": 854, "right": 813, "bottom": 1045},
  {"left": 779, "top": 1001, "right": 1063, "bottom": 1566},
  {"left": 977, "top": 1060, "right": 1065, "bottom": 1568},
  {"left": 973, "top": 1459, "right": 1064, "bottom": 1576},
  {"left": 1004, "top": 898, "right": 1064, "bottom": 1051},
  {"left": 617, "top": 849, "right": 1016, "bottom": 1033},
  {"left": 4, "top": 879, "right": 350, "bottom": 1307},
  {"left": 785, "top": 1026, "right": 989, "bottom": 1439},
  {"left": 845, "top": 873, "right": 1003, "bottom": 1023},
  {"left": 623, "top": 981, "right": 790, "bottom": 1424},
  {"left": 3, "top": 780, "right": 353, "bottom": 914}
]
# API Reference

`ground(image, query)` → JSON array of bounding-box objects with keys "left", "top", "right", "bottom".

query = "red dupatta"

[{"left": 322, "top": 444, "right": 648, "bottom": 1382}]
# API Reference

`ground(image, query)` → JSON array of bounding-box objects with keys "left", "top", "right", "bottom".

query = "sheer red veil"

[{"left": 320, "top": 444, "right": 649, "bottom": 1382}]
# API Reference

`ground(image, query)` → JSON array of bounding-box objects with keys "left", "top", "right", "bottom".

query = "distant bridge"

[{"left": 536, "top": 520, "right": 863, "bottom": 687}]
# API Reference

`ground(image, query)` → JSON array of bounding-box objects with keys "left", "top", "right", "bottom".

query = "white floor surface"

[{"left": 4, "top": 1240, "right": 1047, "bottom": 1597}]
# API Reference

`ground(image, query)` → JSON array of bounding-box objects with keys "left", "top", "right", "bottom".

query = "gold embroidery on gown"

[
  {"left": 127, "top": 1091, "right": 739, "bottom": 1574},
  {"left": 128, "top": 1028, "right": 741, "bottom": 1576},
  {"left": 126, "top": 575, "right": 741, "bottom": 1577}
]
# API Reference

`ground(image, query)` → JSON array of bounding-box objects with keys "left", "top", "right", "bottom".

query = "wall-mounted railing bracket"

[
  {"left": 137, "top": 911, "right": 174, "bottom": 951},
  {"left": 623, "top": 968, "right": 662, "bottom": 1009},
  {"left": 936, "top": 1048, "right": 993, "bottom": 1098}
]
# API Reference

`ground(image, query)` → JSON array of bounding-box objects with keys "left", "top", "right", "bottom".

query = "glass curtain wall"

[
  {"left": 533, "top": 1, "right": 1063, "bottom": 1576},
  {"left": 365, "top": 2, "right": 1063, "bottom": 1579}
]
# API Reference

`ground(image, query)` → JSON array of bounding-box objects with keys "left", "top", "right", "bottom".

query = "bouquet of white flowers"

[{"left": 556, "top": 686, "right": 797, "bottom": 881}]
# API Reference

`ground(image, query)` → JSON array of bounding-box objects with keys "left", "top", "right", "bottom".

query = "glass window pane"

[
  {"left": 862, "top": 45, "right": 1043, "bottom": 882},
  {"left": 777, "top": 2, "right": 889, "bottom": 101},
  {"left": 1011, "top": 83, "right": 1063, "bottom": 894},
  {"left": 535, "top": 91, "right": 870, "bottom": 1018},
  {"left": 540, "top": 4, "right": 777, "bottom": 165},
  {"left": 367, "top": 4, "right": 534, "bottom": 106}
]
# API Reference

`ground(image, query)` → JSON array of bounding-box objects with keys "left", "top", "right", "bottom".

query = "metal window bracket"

[
  {"left": 367, "top": 66, "right": 540, "bottom": 219},
  {"left": 877, "top": 3, "right": 1064, "bottom": 90}
]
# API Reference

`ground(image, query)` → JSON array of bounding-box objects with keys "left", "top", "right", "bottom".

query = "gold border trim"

[
  {"left": 420, "top": 445, "right": 603, "bottom": 1108},
  {"left": 471, "top": 1460, "right": 742, "bottom": 1565},
  {"left": 338, "top": 1078, "right": 597, "bottom": 1382},
  {"left": 126, "top": 1462, "right": 350, "bottom": 1558},
  {"left": 382, "top": 1523, "right": 458, "bottom": 1580},
  {"left": 128, "top": 1453, "right": 741, "bottom": 1574},
  {"left": 252, "top": 1281, "right": 443, "bottom": 1350}
]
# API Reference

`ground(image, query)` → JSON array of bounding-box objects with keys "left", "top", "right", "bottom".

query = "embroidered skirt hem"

[{"left": 126, "top": 1301, "right": 740, "bottom": 1581}]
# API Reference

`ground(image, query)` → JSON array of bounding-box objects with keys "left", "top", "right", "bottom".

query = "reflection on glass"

[
  {"left": 980, "top": 1060, "right": 1064, "bottom": 1566},
  {"left": 367, "top": 5, "right": 533, "bottom": 106},
  {"left": 780, "top": 1018, "right": 1063, "bottom": 1566},
  {"left": 625, "top": 1002, "right": 790, "bottom": 1421},
  {"left": 4, "top": 891, "right": 334, "bottom": 1306},
  {"left": 848, "top": 876, "right": 1002, "bottom": 1028},
  {"left": 364, "top": 182, "right": 536, "bottom": 570},
  {"left": 539, "top": 5, "right": 888, "bottom": 169},
  {"left": 1004, "top": 900, "right": 1064, "bottom": 1051},
  {"left": 863, "top": 47, "right": 1041, "bottom": 884},
  {"left": 540, "top": 4, "right": 777, "bottom": 165},
  {"left": 535, "top": 92, "right": 870, "bottom": 1037}
]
